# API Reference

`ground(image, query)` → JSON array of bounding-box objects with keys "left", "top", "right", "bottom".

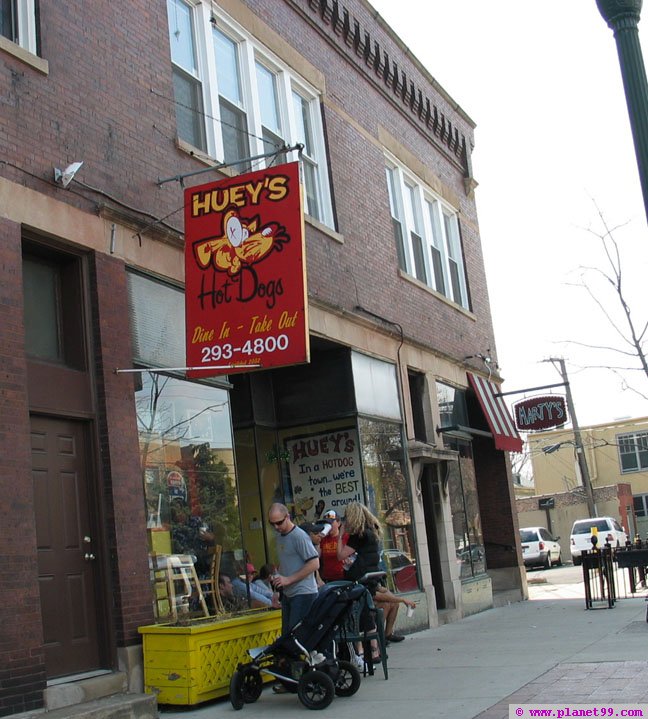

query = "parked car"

[
  {"left": 570, "top": 517, "right": 628, "bottom": 564},
  {"left": 519, "top": 526, "right": 562, "bottom": 569}
]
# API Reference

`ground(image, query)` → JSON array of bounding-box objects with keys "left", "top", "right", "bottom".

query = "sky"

[{"left": 368, "top": 0, "right": 648, "bottom": 429}]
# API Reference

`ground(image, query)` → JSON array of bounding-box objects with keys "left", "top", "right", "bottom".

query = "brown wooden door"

[{"left": 31, "top": 415, "right": 103, "bottom": 678}]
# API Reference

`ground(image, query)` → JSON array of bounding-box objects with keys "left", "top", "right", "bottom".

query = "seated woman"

[
  {"left": 373, "top": 585, "right": 416, "bottom": 643},
  {"left": 336, "top": 502, "right": 382, "bottom": 589},
  {"left": 336, "top": 502, "right": 383, "bottom": 663}
]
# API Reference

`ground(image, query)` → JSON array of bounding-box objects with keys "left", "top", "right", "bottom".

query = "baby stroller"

[{"left": 229, "top": 581, "right": 366, "bottom": 710}]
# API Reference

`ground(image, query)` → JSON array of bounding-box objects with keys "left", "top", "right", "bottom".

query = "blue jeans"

[{"left": 281, "top": 592, "right": 317, "bottom": 634}]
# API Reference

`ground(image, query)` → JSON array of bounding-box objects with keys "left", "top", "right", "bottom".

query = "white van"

[{"left": 570, "top": 517, "right": 628, "bottom": 564}]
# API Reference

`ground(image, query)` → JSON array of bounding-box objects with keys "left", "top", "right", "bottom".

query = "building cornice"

[{"left": 285, "top": 0, "right": 474, "bottom": 181}]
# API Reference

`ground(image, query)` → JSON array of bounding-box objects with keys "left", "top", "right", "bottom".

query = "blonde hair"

[{"left": 344, "top": 502, "right": 382, "bottom": 538}]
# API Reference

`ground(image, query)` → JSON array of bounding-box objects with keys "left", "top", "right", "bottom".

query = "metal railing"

[{"left": 581, "top": 541, "right": 648, "bottom": 610}]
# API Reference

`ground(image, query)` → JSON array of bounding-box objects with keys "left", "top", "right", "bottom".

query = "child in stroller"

[{"left": 229, "top": 579, "right": 368, "bottom": 710}]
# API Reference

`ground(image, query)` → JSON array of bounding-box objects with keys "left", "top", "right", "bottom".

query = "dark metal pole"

[{"left": 596, "top": 0, "right": 648, "bottom": 223}]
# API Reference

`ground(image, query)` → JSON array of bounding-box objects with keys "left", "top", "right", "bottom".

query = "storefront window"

[
  {"left": 359, "top": 417, "right": 419, "bottom": 593},
  {"left": 277, "top": 419, "right": 362, "bottom": 525},
  {"left": 234, "top": 426, "right": 283, "bottom": 570},
  {"left": 351, "top": 351, "right": 401, "bottom": 420},
  {"left": 447, "top": 441, "right": 486, "bottom": 579},
  {"left": 351, "top": 351, "right": 418, "bottom": 593},
  {"left": 128, "top": 270, "right": 275, "bottom": 620},
  {"left": 135, "top": 372, "right": 259, "bottom": 619},
  {"left": 436, "top": 382, "right": 486, "bottom": 579}
]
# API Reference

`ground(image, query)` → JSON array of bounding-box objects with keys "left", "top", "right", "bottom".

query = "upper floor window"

[
  {"left": 386, "top": 161, "right": 469, "bottom": 309},
  {"left": 22, "top": 245, "right": 86, "bottom": 370},
  {"left": 166, "top": 0, "right": 333, "bottom": 227},
  {"left": 618, "top": 431, "right": 648, "bottom": 473},
  {"left": 1, "top": 0, "right": 37, "bottom": 54}
]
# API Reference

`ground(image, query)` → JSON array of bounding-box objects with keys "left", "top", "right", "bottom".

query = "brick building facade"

[{"left": 0, "top": 1, "right": 525, "bottom": 715}]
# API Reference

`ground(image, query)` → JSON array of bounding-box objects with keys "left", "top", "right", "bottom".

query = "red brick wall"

[
  {"left": 0, "top": 218, "right": 46, "bottom": 715},
  {"left": 90, "top": 253, "right": 154, "bottom": 644},
  {"left": 473, "top": 437, "right": 520, "bottom": 569},
  {"left": 616, "top": 482, "right": 634, "bottom": 536},
  {"left": 0, "top": 0, "right": 497, "bottom": 367}
]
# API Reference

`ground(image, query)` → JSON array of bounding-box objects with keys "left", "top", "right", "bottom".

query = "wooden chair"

[
  {"left": 200, "top": 545, "right": 225, "bottom": 615},
  {"left": 150, "top": 553, "right": 210, "bottom": 621},
  {"left": 150, "top": 553, "right": 174, "bottom": 621}
]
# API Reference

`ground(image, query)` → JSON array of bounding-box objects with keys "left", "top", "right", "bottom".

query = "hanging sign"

[
  {"left": 513, "top": 395, "right": 568, "bottom": 432},
  {"left": 184, "top": 161, "right": 308, "bottom": 377}
]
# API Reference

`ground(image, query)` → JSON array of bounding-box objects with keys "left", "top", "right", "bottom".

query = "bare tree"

[
  {"left": 510, "top": 447, "right": 533, "bottom": 487},
  {"left": 565, "top": 205, "right": 648, "bottom": 401}
]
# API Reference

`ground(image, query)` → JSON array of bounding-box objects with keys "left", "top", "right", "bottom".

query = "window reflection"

[
  {"left": 437, "top": 381, "right": 468, "bottom": 429},
  {"left": 135, "top": 372, "right": 253, "bottom": 620},
  {"left": 359, "top": 418, "right": 419, "bottom": 593},
  {"left": 436, "top": 382, "right": 486, "bottom": 579},
  {"left": 446, "top": 440, "right": 486, "bottom": 579}
]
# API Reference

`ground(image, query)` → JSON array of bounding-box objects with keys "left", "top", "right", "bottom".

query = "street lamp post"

[{"left": 596, "top": 0, "right": 648, "bottom": 224}]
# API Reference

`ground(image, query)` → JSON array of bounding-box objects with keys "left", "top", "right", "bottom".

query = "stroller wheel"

[
  {"left": 297, "top": 669, "right": 335, "bottom": 710},
  {"left": 230, "top": 666, "right": 263, "bottom": 709},
  {"left": 241, "top": 667, "right": 263, "bottom": 703},
  {"left": 229, "top": 670, "right": 245, "bottom": 711},
  {"left": 333, "top": 660, "right": 361, "bottom": 697}
]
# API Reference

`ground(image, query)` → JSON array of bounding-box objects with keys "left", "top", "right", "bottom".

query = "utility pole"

[{"left": 547, "top": 358, "right": 597, "bottom": 517}]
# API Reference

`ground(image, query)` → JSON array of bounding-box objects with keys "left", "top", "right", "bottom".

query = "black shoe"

[{"left": 386, "top": 634, "right": 405, "bottom": 643}]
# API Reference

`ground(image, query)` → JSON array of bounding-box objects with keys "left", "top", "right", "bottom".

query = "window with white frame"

[
  {"left": 167, "top": 0, "right": 206, "bottom": 152},
  {"left": 385, "top": 161, "right": 469, "bottom": 309},
  {"left": 618, "top": 431, "right": 648, "bottom": 473},
  {"left": 166, "top": 0, "right": 333, "bottom": 226},
  {"left": 1, "top": 0, "right": 37, "bottom": 54}
]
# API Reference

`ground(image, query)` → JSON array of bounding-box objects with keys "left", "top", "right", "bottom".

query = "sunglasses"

[{"left": 269, "top": 515, "right": 288, "bottom": 527}]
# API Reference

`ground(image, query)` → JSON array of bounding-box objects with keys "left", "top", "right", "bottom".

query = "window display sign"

[
  {"left": 184, "top": 162, "right": 309, "bottom": 377},
  {"left": 284, "top": 428, "right": 362, "bottom": 524}
]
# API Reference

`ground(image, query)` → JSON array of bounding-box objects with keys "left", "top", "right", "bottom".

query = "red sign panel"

[
  {"left": 513, "top": 395, "right": 568, "bottom": 432},
  {"left": 184, "top": 162, "right": 308, "bottom": 377}
]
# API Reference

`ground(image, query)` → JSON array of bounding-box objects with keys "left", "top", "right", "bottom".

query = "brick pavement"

[{"left": 477, "top": 661, "right": 648, "bottom": 718}]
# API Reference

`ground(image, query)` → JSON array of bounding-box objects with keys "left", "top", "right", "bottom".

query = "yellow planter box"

[{"left": 138, "top": 610, "right": 281, "bottom": 705}]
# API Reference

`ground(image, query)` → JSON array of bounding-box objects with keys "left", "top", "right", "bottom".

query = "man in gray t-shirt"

[{"left": 268, "top": 502, "right": 319, "bottom": 633}]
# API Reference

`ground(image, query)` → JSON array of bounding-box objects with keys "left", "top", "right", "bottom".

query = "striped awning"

[{"left": 467, "top": 372, "right": 523, "bottom": 453}]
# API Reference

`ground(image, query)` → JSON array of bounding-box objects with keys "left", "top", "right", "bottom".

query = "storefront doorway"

[
  {"left": 420, "top": 464, "right": 447, "bottom": 610},
  {"left": 31, "top": 415, "right": 104, "bottom": 677},
  {"left": 23, "top": 242, "right": 108, "bottom": 678}
]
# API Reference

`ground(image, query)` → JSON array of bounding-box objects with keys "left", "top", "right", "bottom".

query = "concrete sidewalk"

[{"left": 158, "top": 588, "right": 648, "bottom": 719}]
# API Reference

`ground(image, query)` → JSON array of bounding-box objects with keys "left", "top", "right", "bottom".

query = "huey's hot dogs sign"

[
  {"left": 184, "top": 162, "right": 308, "bottom": 377},
  {"left": 513, "top": 395, "right": 568, "bottom": 432}
]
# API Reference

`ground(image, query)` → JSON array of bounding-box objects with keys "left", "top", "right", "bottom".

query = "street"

[
  {"left": 525, "top": 561, "right": 586, "bottom": 600},
  {"left": 526, "top": 563, "right": 582, "bottom": 584},
  {"left": 526, "top": 561, "right": 647, "bottom": 603}
]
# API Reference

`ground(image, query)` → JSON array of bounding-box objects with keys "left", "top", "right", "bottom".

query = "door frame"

[{"left": 23, "top": 237, "right": 114, "bottom": 678}]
